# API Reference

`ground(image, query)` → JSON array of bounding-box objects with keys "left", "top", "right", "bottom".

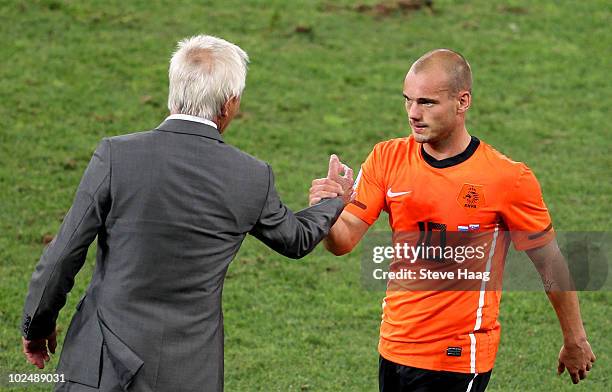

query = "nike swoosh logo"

[{"left": 387, "top": 189, "right": 412, "bottom": 198}]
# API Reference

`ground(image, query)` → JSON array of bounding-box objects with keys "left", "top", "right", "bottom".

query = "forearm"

[
  {"left": 23, "top": 251, "right": 83, "bottom": 339},
  {"left": 287, "top": 198, "right": 345, "bottom": 259},
  {"left": 252, "top": 197, "right": 345, "bottom": 259},
  {"left": 323, "top": 218, "right": 357, "bottom": 256},
  {"left": 527, "top": 240, "right": 587, "bottom": 342},
  {"left": 546, "top": 291, "right": 587, "bottom": 344},
  {"left": 526, "top": 239, "right": 595, "bottom": 382}
]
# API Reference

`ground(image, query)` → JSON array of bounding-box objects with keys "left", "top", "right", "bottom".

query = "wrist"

[{"left": 563, "top": 334, "right": 588, "bottom": 347}]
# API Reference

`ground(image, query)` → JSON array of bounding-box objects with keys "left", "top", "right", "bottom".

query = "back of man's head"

[{"left": 168, "top": 35, "right": 249, "bottom": 120}]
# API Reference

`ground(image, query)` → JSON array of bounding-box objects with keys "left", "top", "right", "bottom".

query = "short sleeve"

[
  {"left": 500, "top": 164, "right": 555, "bottom": 250},
  {"left": 345, "top": 145, "right": 386, "bottom": 225}
]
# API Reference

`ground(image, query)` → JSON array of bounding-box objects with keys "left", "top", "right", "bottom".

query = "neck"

[
  {"left": 422, "top": 127, "right": 471, "bottom": 160},
  {"left": 212, "top": 115, "right": 224, "bottom": 133},
  {"left": 169, "top": 112, "right": 223, "bottom": 132}
]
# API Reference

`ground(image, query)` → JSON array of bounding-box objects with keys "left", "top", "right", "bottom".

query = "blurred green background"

[{"left": 0, "top": 0, "right": 610, "bottom": 390}]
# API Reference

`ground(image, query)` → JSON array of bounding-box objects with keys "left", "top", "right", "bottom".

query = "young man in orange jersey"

[{"left": 309, "top": 49, "right": 596, "bottom": 391}]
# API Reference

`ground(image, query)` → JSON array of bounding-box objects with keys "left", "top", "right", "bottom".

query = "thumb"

[{"left": 327, "top": 154, "right": 340, "bottom": 178}]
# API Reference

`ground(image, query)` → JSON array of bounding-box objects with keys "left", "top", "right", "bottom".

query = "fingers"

[
  {"left": 26, "top": 353, "right": 42, "bottom": 369},
  {"left": 327, "top": 154, "right": 341, "bottom": 179},
  {"left": 23, "top": 336, "right": 53, "bottom": 369},
  {"left": 310, "top": 191, "right": 341, "bottom": 200},
  {"left": 557, "top": 343, "right": 596, "bottom": 385},
  {"left": 328, "top": 155, "right": 354, "bottom": 180},
  {"left": 25, "top": 351, "right": 46, "bottom": 369},
  {"left": 310, "top": 193, "right": 340, "bottom": 206},
  {"left": 310, "top": 178, "right": 344, "bottom": 205},
  {"left": 557, "top": 360, "right": 565, "bottom": 375},
  {"left": 48, "top": 333, "right": 57, "bottom": 354},
  {"left": 342, "top": 164, "right": 354, "bottom": 182},
  {"left": 42, "top": 346, "right": 50, "bottom": 362},
  {"left": 321, "top": 156, "right": 354, "bottom": 206},
  {"left": 310, "top": 179, "right": 344, "bottom": 195},
  {"left": 566, "top": 366, "right": 590, "bottom": 384},
  {"left": 570, "top": 369, "right": 580, "bottom": 384},
  {"left": 311, "top": 191, "right": 341, "bottom": 198},
  {"left": 311, "top": 178, "right": 343, "bottom": 189},
  {"left": 310, "top": 192, "right": 340, "bottom": 206}
]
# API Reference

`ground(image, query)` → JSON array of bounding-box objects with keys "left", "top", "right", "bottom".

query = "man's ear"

[
  {"left": 457, "top": 91, "right": 471, "bottom": 114},
  {"left": 220, "top": 99, "right": 230, "bottom": 118},
  {"left": 220, "top": 96, "right": 239, "bottom": 118}
]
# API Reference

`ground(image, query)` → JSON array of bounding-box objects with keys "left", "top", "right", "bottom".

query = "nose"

[{"left": 407, "top": 101, "right": 421, "bottom": 121}]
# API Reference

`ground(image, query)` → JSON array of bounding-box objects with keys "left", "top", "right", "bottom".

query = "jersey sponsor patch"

[{"left": 446, "top": 347, "right": 462, "bottom": 357}]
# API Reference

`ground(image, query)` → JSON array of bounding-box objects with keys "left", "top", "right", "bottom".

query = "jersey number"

[{"left": 417, "top": 221, "right": 447, "bottom": 261}]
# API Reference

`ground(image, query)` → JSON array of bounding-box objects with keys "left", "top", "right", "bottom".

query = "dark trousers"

[{"left": 379, "top": 356, "right": 491, "bottom": 392}]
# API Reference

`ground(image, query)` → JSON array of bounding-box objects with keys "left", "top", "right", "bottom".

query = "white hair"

[{"left": 168, "top": 35, "right": 249, "bottom": 119}]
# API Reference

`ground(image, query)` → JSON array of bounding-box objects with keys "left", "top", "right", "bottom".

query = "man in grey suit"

[{"left": 21, "top": 34, "right": 353, "bottom": 391}]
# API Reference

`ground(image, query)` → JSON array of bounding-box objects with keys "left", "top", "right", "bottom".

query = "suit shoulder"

[
  {"left": 222, "top": 143, "right": 270, "bottom": 172},
  {"left": 106, "top": 130, "right": 157, "bottom": 145}
]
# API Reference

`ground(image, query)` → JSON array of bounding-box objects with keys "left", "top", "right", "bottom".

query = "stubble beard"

[
  {"left": 411, "top": 126, "right": 456, "bottom": 149},
  {"left": 412, "top": 132, "right": 429, "bottom": 144}
]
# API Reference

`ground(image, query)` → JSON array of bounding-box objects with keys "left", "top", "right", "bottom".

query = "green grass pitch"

[{"left": 0, "top": 1, "right": 609, "bottom": 390}]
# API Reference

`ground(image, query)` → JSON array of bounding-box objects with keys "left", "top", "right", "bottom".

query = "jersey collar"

[{"left": 421, "top": 136, "right": 480, "bottom": 168}]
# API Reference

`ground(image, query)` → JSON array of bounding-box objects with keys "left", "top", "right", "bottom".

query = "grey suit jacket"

[{"left": 22, "top": 119, "right": 344, "bottom": 391}]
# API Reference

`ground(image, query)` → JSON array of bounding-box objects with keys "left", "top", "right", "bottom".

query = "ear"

[
  {"left": 220, "top": 96, "right": 239, "bottom": 118},
  {"left": 220, "top": 99, "right": 231, "bottom": 118},
  {"left": 457, "top": 91, "right": 471, "bottom": 114}
]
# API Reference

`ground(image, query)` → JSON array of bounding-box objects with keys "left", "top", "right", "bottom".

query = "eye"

[{"left": 424, "top": 102, "right": 434, "bottom": 107}]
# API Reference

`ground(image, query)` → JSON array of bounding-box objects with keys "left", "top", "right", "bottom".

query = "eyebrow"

[{"left": 403, "top": 93, "right": 440, "bottom": 104}]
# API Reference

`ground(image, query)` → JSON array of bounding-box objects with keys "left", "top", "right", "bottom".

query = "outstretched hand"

[
  {"left": 309, "top": 154, "right": 354, "bottom": 206},
  {"left": 557, "top": 340, "right": 596, "bottom": 384},
  {"left": 23, "top": 329, "right": 57, "bottom": 369}
]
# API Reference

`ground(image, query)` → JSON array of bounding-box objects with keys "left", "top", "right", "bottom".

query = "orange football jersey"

[{"left": 345, "top": 135, "right": 554, "bottom": 373}]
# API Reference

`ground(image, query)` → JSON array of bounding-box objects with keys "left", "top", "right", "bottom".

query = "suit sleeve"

[
  {"left": 22, "top": 139, "right": 112, "bottom": 339},
  {"left": 250, "top": 164, "right": 345, "bottom": 259}
]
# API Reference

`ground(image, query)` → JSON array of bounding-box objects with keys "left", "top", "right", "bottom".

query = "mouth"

[{"left": 411, "top": 123, "right": 428, "bottom": 133}]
